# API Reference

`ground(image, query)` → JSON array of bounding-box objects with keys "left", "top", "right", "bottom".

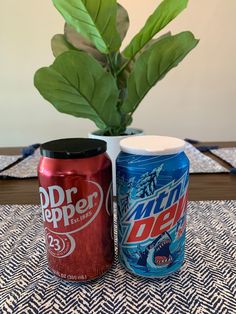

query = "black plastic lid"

[{"left": 40, "top": 138, "right": 107, "bottom": 159}]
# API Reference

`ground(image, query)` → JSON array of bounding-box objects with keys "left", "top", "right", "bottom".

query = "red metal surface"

[{"left": 38, "top": 153, "right": 114, "bottom": 281}]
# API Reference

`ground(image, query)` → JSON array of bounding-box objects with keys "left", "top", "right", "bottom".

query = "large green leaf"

[
  {"left": 34, "top": 51, "right": 121, "bottom": 129},
  {"left": 121, "top": 32, "right": 199, "bottom": 114},
  {"left": 117, "top": 3, "right": 129, "bottom": 41},
  {"left": 64, "top": 24, "right": 106, "bottom": 64},
  {"left": 123, "top": 0, "right": 188, "bottom": 60},
  {"left": 63, "top": 3, "right": 129, "bottom": 65},
  {"left": 118, "top": 33, "right": 172, "bottom": 90},
  {"left": 52, "top": 0, "right": 121, "bottom": 54},
  {"left": 51, "top": 34, "right": 76, "bottom": 57},
  {"left": 129, "top": 32, "right": 172, "bottom": 63}
]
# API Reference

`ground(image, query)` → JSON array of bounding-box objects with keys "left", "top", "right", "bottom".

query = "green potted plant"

[{"left": 34, "top": 0, "right": 198, "bottom": 190}]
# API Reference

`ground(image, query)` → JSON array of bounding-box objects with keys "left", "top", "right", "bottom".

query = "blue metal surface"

[{"left": 116, "top": 152, "right": 189, "bottom": 277}]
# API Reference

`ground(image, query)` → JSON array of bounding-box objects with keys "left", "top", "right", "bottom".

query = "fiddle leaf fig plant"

[{"left": 34, "top": 0, "right": 199, "bottom": 136}]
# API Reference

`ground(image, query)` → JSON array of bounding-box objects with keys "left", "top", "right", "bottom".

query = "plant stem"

[
  {"left": 117, "top": 59, "right": 130, "bottom": 76},
  {"left": 107, "top": 54, "right": 117, "bottom": 78}
]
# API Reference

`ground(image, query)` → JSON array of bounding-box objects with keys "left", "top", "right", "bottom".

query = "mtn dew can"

[{"left": 116, "top": 135, "right": 189, "bottom": 278}]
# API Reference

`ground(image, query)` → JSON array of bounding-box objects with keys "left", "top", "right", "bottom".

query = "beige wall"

[{"left": 0, "top": 0, "right": 235, "bottom": 146}]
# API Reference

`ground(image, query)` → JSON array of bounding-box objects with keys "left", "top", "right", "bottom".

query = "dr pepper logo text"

[{"left": 39, "top": 181, "right": 103, "bottom": 234}]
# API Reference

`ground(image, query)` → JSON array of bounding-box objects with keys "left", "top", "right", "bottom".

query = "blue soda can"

[{"left": 116, "top": 136, "right": 189, "bottom": 277}]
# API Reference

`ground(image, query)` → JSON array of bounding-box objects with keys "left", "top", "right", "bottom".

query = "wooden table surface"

[{"left": 0, "top": 142, "right": 236, "bottom": 204}]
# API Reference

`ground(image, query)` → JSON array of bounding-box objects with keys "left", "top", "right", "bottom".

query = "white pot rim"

[
  {"left": 88, "top": 127, "right": 144, "bottom": 195},
  {"left": 89, "top": 127, "right": 143, "bottom": 138}
]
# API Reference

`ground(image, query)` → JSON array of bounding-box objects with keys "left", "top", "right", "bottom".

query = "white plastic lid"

[{"left": 120, "top": 135, "right": 186, "bottom": 156}]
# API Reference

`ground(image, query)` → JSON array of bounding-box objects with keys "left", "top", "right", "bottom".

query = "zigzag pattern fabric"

[{"left": 1, "top": 201, "right": 235, "bottom": 314}]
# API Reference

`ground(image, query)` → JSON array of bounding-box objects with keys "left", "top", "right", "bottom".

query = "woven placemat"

[
  {"left": 185, "top": 143, "right": 228, "bottom": 173},
  {"left": 0, "top": 144, "right": 229, "bottom": 179},
  {"left": 0, "top": 155, "right": 22, "bottom": 172},
  {"left": 211, "top": 147, "right": 236, "bottom": 169},
  {"left": 1, "top": 201, "right": 235, "bottom": 314},
  {"left": 0, "top": 149, "right": 40, "bottom": 178}
]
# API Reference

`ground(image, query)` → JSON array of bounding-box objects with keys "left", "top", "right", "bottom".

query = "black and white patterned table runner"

[{"left": 1, "top": 201, "right": 235, "bottom": 314}]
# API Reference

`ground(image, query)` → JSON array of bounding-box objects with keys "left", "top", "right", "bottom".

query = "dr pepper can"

[{"left": 38, "top": 138, "right": 114, "bottom": 282}]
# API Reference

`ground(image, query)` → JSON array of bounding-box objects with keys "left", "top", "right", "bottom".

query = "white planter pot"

[{"left": 88, "top": 128, "right": 143, "bottom": 195}]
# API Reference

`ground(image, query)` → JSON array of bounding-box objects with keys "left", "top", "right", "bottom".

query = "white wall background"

[{"left": 0, "top": 0, "right": 235, "bottom": 146}]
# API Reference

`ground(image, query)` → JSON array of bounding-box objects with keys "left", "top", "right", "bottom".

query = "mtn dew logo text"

[{"left": 122, "top": 173, "right": 188, "bottom": 245}]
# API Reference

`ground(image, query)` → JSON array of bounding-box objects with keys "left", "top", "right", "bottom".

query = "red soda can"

[{"left": 38, "top": 138, "right": 114, "bottom": 282}]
